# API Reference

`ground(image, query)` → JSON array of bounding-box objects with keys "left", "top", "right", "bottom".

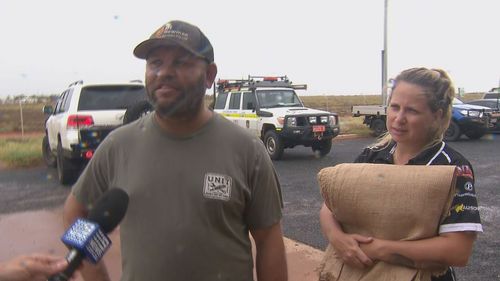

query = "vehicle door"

[
  {"left": 47, "top": 90, "right": 71, "bottom": 148},
  {"left": 225, "top": 92, "right": 242, "bottom": 126},
  {"left": 241, "top": 92, "right": 259, "bottom": 136}
]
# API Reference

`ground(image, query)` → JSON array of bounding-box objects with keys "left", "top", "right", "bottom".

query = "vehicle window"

[
  {"left": 228, "top": 92, "right": 241, "bottom": 110},
  {"left": 78, "top": 85, "right": 146, "bottom": 110},
  {"left": 242, "top": 92, "right": 256, "bottom": 110},
  {"left": 61, "top": 89, "right": 73, "bottom": 112},
  {"left": 256, "top": 90, "right": 302, "bottom": 108},
  {"left": 214, "top": 92, "right": 228, "bottom": 109},
  {"left": 452, "top": 98, "right": 463, "bottom": 105},
  {"left": 53, "top": 92, "right": 65, "bottom": 114}
]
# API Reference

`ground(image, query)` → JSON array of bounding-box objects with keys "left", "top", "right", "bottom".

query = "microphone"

[{"left": 48, "top": 188, "right": 129, "bottom": 281}]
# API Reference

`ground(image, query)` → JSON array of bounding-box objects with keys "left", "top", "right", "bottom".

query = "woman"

[{"left": 319, "top": 67, "right": 482, "bottom": 281}]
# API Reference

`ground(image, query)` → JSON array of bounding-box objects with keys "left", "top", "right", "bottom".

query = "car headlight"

[
  {"left": 287, "top": 117, "right": 297, "bottom": 127},
  {"left": 460, "top": 110, "right": 482, "bottom": 117},
  {"left": 309, "top": 116, "right": 317, "bottom": 124}
]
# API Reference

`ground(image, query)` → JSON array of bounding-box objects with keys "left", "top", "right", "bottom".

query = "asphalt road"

[{"left": 0, "top": 135, "right": 499, "bottom": 280}]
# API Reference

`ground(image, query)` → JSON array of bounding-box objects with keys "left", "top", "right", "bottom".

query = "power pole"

[{"left": 381, "top": 0, "right": 389, "bottom": 105}]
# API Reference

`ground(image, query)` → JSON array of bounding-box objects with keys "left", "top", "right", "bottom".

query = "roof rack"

[
  {"left": 216, "top": 75, "right": 307, "bottom": 92},
  {"left": 68, "top": 80, "right": 83, "bottom": 88}
]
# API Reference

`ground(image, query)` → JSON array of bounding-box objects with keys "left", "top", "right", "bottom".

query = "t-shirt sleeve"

[
  {"left": 439, "top": 163, "right": 483, "bottom": 233},
  {"left": 244, "top": 140, "right": 283, "bottom": 230}
]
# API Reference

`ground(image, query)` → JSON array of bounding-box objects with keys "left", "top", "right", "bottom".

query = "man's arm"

[
  {"left": 63, "top": 193, "right": 111, "bottom": 281},
  {"left": 250, "top": 222, "right": 287, "bottom": 281},
  {"left": 319, "top": 203, "right": 373, "bottom": 268},
  {"left": 360, "top": 232, "right": 477, "bottom": 269}
]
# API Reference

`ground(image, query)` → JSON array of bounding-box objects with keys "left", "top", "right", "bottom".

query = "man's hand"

[{"left": 0, "top": 253, "right": 68, "bottom": 281}]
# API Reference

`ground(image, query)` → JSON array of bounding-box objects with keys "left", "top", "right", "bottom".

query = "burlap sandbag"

[{"left": 317, "top": 163, "right": 457, "bottom": 281}]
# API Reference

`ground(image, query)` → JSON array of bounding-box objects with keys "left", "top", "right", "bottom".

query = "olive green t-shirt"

[{"left": 72, "top": 112, "right": 283, "bottom": 281}]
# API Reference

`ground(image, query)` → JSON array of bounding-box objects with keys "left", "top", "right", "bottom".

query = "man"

[
  {"left": 0, "top": 253, "right": 68, "bottom": 281},
  {"left": 63, "top": 20, "right": 287, "bottom": 281}
]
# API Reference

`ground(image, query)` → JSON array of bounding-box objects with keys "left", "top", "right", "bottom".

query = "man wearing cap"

[{"left": 62, "top": 20, "right": 287, "bottom": 281}]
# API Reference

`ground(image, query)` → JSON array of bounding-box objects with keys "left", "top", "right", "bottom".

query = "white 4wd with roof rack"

[
  {"left": 42, "top": 80, "right": 147, "bottom": 185},
  {"left": 213, "top": 75, "right": 340, "bottom": 160}
]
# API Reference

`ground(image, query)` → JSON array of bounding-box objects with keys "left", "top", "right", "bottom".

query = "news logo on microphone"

[{"left": 61, "top": 218, "right": 111, "bottom": 263}]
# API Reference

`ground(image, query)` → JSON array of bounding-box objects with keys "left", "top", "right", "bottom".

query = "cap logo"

[
  {"left": 136, "top": 20, "right": 213, "bottom": 62},
  {"left": 153, "top": 23, "right": 189, "bottom": 42}
]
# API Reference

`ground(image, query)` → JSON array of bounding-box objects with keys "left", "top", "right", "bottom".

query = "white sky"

[{"left": 0, "top": 0, "right": 499, "bottom": 98}]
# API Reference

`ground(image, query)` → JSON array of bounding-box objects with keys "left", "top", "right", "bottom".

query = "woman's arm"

[
  {"left": 360, "top": 231, "right": 477, "bottom": 269},
  {"left": 319, "top": 203, "right": 373, "bottom": 268}
]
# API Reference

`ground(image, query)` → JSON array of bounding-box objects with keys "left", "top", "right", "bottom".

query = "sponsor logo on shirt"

[
  {"left": 456, "top": 165, "right": 474, "bottom": 180},
  {"left": 203, "top": 173, "right": 232, "bottom": 201},
  {"left": 453, "top": 204, "right": 465, "bottom": 213},
  {"left": 452, "top": 203, "right": 479, "bottom": 213},
  {"left": 464, "top": 181, "right": 474, "bottom": 191},
  {"left": 455, "top": 192, "right": 477, "bottom": 198}
]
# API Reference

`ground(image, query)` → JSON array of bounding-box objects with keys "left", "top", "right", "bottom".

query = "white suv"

[
  {"left": 213, "top": 76, "right": 340, "bottom": 160},
  {"left": 42, "top": 80, "right": 147, "bottom": 184}
]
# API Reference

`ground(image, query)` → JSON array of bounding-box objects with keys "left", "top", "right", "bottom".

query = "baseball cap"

[{"left": 133, "top": 20, "right": 214, "bottom": 62}]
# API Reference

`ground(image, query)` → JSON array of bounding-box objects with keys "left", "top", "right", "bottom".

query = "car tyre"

[
  {"left": 56, "top": 140, "right": 79, "bottom": 185},
  {"left": 370, "top": 118, "right": 387, "bottom": 137},
  {"left": 464, "top": 130, "right": 486, "bottom": 140},
  {"left": 264, "top": 130, "right": 284, "bottom": 160},
  {"left": 444, "top": 120, "right": 461, "bottom": 141},
  {"left": 123, "top": 100, "right": 154, "bottom": 125},
  {"left": 42, "top": 135, "right": 56, "bottom": 167},
  {"left": 312, "top": 139, "right": 332, "bottom": 157}
]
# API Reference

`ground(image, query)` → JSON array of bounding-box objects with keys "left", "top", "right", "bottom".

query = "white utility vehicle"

[
  {"left": 213, "top": 75, "right": 340, "bottom": 160},
  {"left": 42, "top": 80, "right": 147, "bottom": 184}
]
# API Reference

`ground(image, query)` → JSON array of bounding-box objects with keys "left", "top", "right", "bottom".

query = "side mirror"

[{"left": 42, "top": 105, "right": 54, "bottom": 115}]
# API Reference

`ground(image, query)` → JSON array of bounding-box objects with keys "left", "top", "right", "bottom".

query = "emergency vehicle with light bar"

[
  {"left": 213, "top": 75, "right": 340, "bottom": 160},
  {"left": 42, "top": 80, "right": 147, "bottom": 185}
]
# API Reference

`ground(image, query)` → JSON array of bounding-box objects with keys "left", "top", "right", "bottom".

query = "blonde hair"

[{"left": 373, "top": 67, "right": 455, "bottom": 150}]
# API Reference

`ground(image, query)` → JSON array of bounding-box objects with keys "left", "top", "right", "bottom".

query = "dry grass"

[
  {"left": 300, "top": 95, "right": 382, "bottom": 116},
  {"left": 0, "top": 135, "right": 44, "bottom": 168},
  {"left": 0, "top": 103, "right": 49, "bottom": 133}
]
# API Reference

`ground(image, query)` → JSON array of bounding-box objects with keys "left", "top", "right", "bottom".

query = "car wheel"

[
  {"left": 370, "top": 118, "right": 387, "bottom": 137},
  {"left": 56, "top": 140, "right": 79, "bottom": 185},
  {"left": 444, "top": 120, "right": 461, "bottom": 141},
  {"left": 312, "top": 139, "right": 332, "bottom": 157},
  {"left": 464, "top": 130, "right": 486, "bottom": 140},
  {"left": 42, "top": 135, "right": 56, "bottom": 167},
  {"left": 264, "top": 130, "right": 284, "bottom": 160},
  {"left": 123, "top": 100, "right": 154, "bottom": 125}
]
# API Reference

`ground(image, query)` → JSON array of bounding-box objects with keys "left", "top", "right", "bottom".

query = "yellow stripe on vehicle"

[{"left": 221, "top": 113, "right": 258, "bottom": 118}]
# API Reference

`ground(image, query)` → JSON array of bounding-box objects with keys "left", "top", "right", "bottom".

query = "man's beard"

[{"left": 150, "top": 76, "right": 206, "bottom": 120}]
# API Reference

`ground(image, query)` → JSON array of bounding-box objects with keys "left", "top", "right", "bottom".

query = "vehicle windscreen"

[
  {"left": 453, "top": 98, "right": 464, "bottom": 105},
  {"left": 256, "top": 90, "right": 303, "bottom": 108},
  {"left": 78, "top": 85, "right": 147, "bottom": 110}
]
